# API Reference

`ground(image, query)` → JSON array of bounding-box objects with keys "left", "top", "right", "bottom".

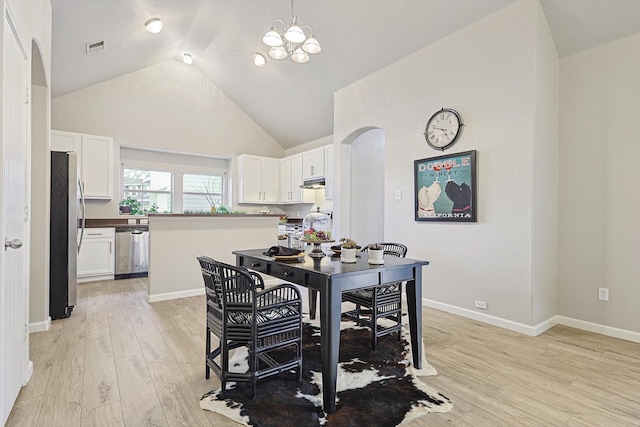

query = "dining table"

[{"left": 233, "top": 248, "right": 428, "bottom": 414}]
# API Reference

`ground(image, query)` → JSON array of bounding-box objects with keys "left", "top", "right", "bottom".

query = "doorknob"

[{"left": 4, "top": 238, "right": 23, "bottom": 251}]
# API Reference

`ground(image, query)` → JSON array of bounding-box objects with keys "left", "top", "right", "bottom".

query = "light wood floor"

[{"left": 7, "top": 278, "right": 640, "bottom": 427}]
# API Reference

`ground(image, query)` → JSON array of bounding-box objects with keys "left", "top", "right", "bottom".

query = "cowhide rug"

[{"left": 200, "top": 317, "right": 452, "bottom": 426}]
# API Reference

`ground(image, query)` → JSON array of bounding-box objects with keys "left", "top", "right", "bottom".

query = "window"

[
  {"left": 183, "top": 173, "right": 224, "bottom": 211},
  {"left": 120, "top": 148, "right": 230, "bottom": 214},
  {"left": 123, "top": 169, "right": 172, "bottom": 213}
]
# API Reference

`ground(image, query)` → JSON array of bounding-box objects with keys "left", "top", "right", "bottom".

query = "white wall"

[
  {"left": 52, "top": 60, "right": 285, "bottom": 217},
  {"left": 558, "top": 32, "right": 640, "bottom": 334},
  {"left": 148, "top": 216, "right": 278, "bottom": 300},
  {"left": 349, "top": 129, "right": 385, "bottom": 245},
  {"left": 334, "top": 1, "right": 555, "bottom": 327},
  {"left": 29, "top": 84, "right": 49, "bottom": 328},
  {"left": 531, "top": 0, "right": 559, "bottom": 325},
  {"left": 285, "top": 135, "right": 332, "bottom": 157}
]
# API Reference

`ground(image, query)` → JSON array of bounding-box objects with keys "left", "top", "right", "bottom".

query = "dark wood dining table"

[{"left": 233, "top": 248, "right": 428, "bottom": 414}]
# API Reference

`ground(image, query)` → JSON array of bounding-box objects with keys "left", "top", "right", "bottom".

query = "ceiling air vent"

[{"left": 85, "top": 40, "right": 105, "bottom": 55}]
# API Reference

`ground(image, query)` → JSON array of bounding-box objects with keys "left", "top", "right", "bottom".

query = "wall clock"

[{"left": 424, "top": 108, "right": 464, "bottom": 151}]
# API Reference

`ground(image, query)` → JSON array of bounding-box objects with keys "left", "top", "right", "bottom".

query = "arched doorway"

[{"left": 336, "top": 127, "right": 386, "bottom": 244}]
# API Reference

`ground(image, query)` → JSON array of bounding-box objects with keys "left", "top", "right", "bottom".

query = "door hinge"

[
  {"left": 24, "top": 205, "right": 29, "bottom": 222},
  {"left": 25, "top": 87, "right": 30, "bottom": 104},
  {"left": 24, "top": 323, "right": 28, "bottom": 340}
]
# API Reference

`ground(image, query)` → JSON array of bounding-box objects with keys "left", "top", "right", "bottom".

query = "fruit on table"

[{"left": 304, "top": 228, "right": 330, "bottom": 240}]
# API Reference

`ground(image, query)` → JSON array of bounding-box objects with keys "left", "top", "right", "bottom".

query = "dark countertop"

[
  {"left": 147, "top": 213, "right": 280, "bottom": 218},
  {"left": 84, "top": 217, "right": 148, "bottom": 228}
]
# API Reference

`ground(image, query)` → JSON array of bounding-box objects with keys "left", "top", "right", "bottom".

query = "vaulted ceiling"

[{"left": 51, "top": 0, "right": 640, "bottom": 148}]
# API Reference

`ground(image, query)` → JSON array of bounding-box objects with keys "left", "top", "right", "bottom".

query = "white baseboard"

[
  {"left": 423, "top": 299, "right": 550, "bottom": 336},
  {"left": 23, "top": 360, "right": 34, "bottom": 386},
  {"left": 148, "top": 287, "right": 205, "bottom": 303},
  {"left": 29, "top": 316, "right": 51, "bottom": 333},
  {"left": 78, "top": 274, "right": 114, "bottom": 283},
  {"left": 556, "top": 316, "right": 640, "bottom": 344},
  {"left": 424, "top": 299, "right": 640, "bottom": 343}
]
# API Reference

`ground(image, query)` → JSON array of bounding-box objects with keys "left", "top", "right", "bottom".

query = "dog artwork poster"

[{"left": 414, "top": 150, "right": 477, "bottom": 222}]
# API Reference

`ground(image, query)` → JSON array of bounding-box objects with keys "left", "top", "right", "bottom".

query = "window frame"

[{"left": 120, "top": 148, "right": 230, "bottom": 214}]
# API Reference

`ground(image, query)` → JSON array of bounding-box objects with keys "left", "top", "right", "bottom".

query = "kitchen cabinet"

[
  {"left": 237, "top": 154, "right": 279, "bottom": 203},
  {"left": 77, "top": 227, "right": 115, "bottom": 282},
  {"left": 324, "top": 145, "right": 334, "bottom": 200},
  {"left": 280, "top": 154, "right": 314, "bottom": 204},
  {"left": 302, "top": 147, "right": 325, "bottom": 181},
  {"left": 51, "top": 130, "right": 114, "bottom": 200}
]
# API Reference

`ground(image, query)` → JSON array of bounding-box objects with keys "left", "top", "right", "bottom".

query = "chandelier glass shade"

[{"left": 262, "top": 0, "right": 321, "bottom": 64}]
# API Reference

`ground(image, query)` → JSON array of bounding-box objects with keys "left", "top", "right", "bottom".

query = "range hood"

[{"left": 300, "top": 177, "right": 325, "bottom": 189}]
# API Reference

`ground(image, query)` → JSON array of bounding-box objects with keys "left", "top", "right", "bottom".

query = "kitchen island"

[{"left": 147, "top": 214, "right": 279, "bottom": 302}]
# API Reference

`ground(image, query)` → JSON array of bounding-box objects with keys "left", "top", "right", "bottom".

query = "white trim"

[
  {"left": 557, "top": 316, "right": 640, "bottom": 344},
  {"left": 29, "top": 316, "right": 51, "bottom": 333},
  {"left": 147, "top": 287, "right": 204, "bottom": 303},
  {"left": 424, "top": 299, "right": 640, "bottom": 343},
  {"left": 146, "top": 278, "right": 294, "bottom": 304},
  {"left": 423, "top": 298, "right": 548, "bottom": 336},
  {"left": 78, "top": 275, "right": 114, "bottom": 283},
  {"left": 23, "top": 361, "right": 33, "bottom": 386}
]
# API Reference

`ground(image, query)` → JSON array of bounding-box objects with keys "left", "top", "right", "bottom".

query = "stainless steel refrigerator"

[{"left": 49, "top": 151, "right": 85, "bottom": 319}]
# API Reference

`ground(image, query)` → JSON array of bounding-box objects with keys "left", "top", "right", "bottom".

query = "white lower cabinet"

[{"left": 77, "top": 227, "right": 115, "bottom": 282}]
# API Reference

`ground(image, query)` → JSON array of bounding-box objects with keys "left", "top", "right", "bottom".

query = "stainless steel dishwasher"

[{"left": 115, "top": 226, "right": 149, "bottom": 279}]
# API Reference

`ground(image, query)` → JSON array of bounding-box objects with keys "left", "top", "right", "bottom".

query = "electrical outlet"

[
  {"left": 474, "top": 300, "right": 487, "bottom": 310},
  {"left": 598, "top": 287, "right": 609, "bottom": 301}
]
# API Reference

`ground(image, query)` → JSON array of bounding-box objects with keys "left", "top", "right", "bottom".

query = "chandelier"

[{"left": 262, "top": 0, "right": 321, "bottom": 64}]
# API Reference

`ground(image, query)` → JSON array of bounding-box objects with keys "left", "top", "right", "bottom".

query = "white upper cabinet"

[
  {"left": 302, "top": 147, "right": 325, "bottom": 181},
  {"left": 51, "top": 130, "right": 114, "bottom": 200},
  {"left": 81, "top": 135, "right": 113, "bottom": 199},
  {"left": 237, "top": 154, "right": 279, "bottom": 204},
  {"left": 280, "top": 154, "right": 313, "bottom": 204}
]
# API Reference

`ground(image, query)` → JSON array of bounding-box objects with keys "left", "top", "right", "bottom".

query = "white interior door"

[{"left": 1, "top": 11, "right": 29, "bottom": 425}]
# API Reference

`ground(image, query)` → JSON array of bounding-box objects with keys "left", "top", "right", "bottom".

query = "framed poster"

[{"left": 414, "top": 150, "right": 477, "bottom": 222}]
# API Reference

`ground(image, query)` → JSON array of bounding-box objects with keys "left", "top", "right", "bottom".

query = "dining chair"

[
  {"left": 342, "top": 243, "right": 408, "bottom": 350},
  {"left": 197, "top": 255, "right": 303, "bottom": 398}
]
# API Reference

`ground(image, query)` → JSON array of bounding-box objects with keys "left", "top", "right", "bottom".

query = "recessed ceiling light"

[
  {"left": 145, "top": 18, "right": 163, "bottom": 34},
  {"left": 253, "top": 53, "right": 266, "bottom": 68},
  {"left": 183, "top": 53, "right": 193, "bottom": 65}
]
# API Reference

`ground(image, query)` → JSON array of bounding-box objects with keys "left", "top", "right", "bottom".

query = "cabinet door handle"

[
  {"left": 87, "top": 233, "right": 102, "bottom": 236},
  {"left": 109, "top": 242, "right": 112, "bottom": 253},
  {"left": 311, "top": 166, "right": 314, "bottom": 176}
]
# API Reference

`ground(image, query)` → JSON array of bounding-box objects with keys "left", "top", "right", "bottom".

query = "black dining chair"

[
  {"left": 197, "top": 256, "right": 303, "bottom": 398},
  {"left": 342, "top": 243, "right": 408, "bottom": 350}
]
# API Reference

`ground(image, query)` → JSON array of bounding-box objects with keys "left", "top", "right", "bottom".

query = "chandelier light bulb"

[
  {"left": 269, "top": 46, "right": 288, "bottom": 60},
  {"left": 263, "top": 28, "right": 283, "bottom": 47},
  {"left": 145, "top": 18, "right": 163, "bottom": 34},
  {"left": 302, "top": 36, "right": 321, "bottom": 54},
  {"left": 291, "top": 47, "right": 310, "bottom": 64},
  {"left": 182, "top": 53, "right": 193, "bottom": 65},
  {"left": 253, "top": 53, "right": 266, "bottom": 67},
  {"left": 285, "top": 21, "right": 306, "bottom": 44}
]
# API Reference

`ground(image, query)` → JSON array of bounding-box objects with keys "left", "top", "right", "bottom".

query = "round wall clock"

[{"left": 424, "top": 108, "right": 464, "bottom": 151}]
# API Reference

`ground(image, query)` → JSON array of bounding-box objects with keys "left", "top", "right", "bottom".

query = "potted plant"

[
  {"left": 277, "top": 234, "right": 289, "bottom": 247},
  {"left": 340, "top": 238, "right": 358, "bottom": 263},
  {"left": 367, "top": 243, "right": 385, "bottom": 265}
]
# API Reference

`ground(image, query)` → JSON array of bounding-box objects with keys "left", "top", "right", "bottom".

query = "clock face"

[{"left": 425, "top": 108, "right": 463, "bottom": 151}]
